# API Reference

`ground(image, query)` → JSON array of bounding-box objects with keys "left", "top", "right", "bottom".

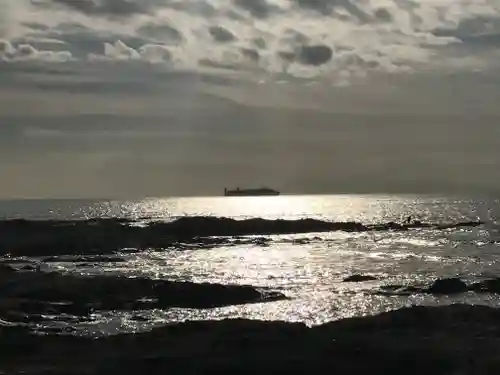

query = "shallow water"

[{"left": 1, "top": 194, "right": 500, "bottom": 335}]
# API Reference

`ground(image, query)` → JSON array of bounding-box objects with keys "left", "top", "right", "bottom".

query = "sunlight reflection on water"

[
  {"left": 4, "top": 195, "right": 500, "bottom": 335},
  {"left": 1, "top": 194, "right": 493, "bottom": 222}
]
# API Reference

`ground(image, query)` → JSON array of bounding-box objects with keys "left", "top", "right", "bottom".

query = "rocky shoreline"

[
  {"left": 0, "top": 265, "right": 286, "bottom": 328},
  {"left": 0, "top": 216, "right": 495, "bottom": 374},
  {"left": 2, "top": 303, "right": 500, "bottom": 374},
  {"left": 2, "top": 266, "right": 500, "bottom": 374},
  {"left": 0, "top": 217, "right": 484, "bottom": 256}
]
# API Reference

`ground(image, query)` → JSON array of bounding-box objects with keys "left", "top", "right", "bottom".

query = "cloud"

[
  {"left": 296, "top": 45, "right": 333, "bottom": 66},
  {"left": 0, "top": 0, "right": 496, "bottom": 82},
  {"left": 39, "top": 0, "right": 152, "bottom": 16},
  {"left": 0, "top": 39, "right": 73, "bottom": 62},
  {"left": 233, "top": 0, "right": 279, "bottom": 18},
  {"left": 292, "top": 0, "right": 371, "bottom": 22},
  {"left": 209, "top": 26, "right": 236, "bottom": 43},
  {"left": 87, "top": 40, "right": 174, "bottom": 64},
  {"left": 137, "top": 23, "right": 183, "bottom": 44}
]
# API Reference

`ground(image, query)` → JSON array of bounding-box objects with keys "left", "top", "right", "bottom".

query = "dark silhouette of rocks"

[
  {"left": 426, "top": 278, "right": 468, "bottom": 294},
  {"left": 0, "top": 269, "right": 286, "bottom": 324},
  {"left": 3, "top": 304, "right": 500, "bottom": 374},
  {"left": 42, "top": 255, "right": 126, "bottom": 263},
  {"left": 343, "top": 274, "right": 377, "bottom": 282},
  {"left": 378, "top": 277, "right": 500, "bottom": 296},
  {"left": 0, "top": 217, "right": 483, "bottom": 257},
  {"left": 470, "top": 278, "right": 500, "bottom": 293}
]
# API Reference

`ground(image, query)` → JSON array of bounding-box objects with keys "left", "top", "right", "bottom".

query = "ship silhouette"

[{"left": 224, "top": 187, "right": 280, "bottom": 196}]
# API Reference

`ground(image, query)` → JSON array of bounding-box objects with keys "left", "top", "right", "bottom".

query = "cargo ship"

[{"left": 224, "top": 187, "right": 280, "bottom": 196}]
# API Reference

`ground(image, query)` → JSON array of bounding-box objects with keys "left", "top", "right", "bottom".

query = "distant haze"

[{"left": 1, "top": 0, "right": 500, "bottom": 198}]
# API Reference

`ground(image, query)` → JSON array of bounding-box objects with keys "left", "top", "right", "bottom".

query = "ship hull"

[
  {"left": 224, "top": 191, "right": 280, "bottom": 197},
  {"left": 224, "top": 188, "right": 280, "bottom": 196}
]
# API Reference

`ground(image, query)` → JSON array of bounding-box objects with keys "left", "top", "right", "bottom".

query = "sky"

[{"left": 1, "top": 0, "right": 500, "bottom": 198}]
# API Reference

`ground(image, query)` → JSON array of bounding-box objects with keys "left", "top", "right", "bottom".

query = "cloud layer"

[{"left": 0, "top": 0, "right": 496, "bottom": 81}]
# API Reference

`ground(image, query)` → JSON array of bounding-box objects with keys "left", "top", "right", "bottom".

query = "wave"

[{"left": 0, "top": 216, "right": 483, "bottom": 257}]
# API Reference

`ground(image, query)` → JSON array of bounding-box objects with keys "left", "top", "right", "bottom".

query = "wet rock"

[
  {"left": 343, "top": 274, "right": 377, "bottom": 282},
  {"left": 0, "top": 271, "right": 287, "bottom": 315},
  {"left": 426, "top": 278, "right": 468, "bottom": 295}
]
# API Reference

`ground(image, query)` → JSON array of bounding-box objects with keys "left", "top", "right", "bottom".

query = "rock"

[
  {"left": 3, "top": 304, "right": 500, "bottom": 374},
  {"left": 0, "top": 271, "right": 287, "bottom": 314},
  {"left": 0, "top": 217, "right": 484, "bottom": 257},
  {"left": 43, "top": 255, "right": 125, "bottom": 263},
  {"left": 426, "top": 278, "right": 468, "bottom": 295},
  {"left": 131, "top": 314, "right": 149, "bottom": 322},
  {"left": 343, "top": 274, "right": 377, "bottom": 282},
  {"left": 469, "top": 278, "right": 500, "bottom": 294},
  {"left": 377, "top": 277, "right": 500, "bottom": 296}
]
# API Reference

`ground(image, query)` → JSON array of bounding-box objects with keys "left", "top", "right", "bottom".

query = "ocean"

[{"left": 1, "top": 194, "right": 499, "bottom": 336}]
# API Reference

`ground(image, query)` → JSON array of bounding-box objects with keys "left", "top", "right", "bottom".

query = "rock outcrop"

[
  {"left": 0, "top": 217, "right": 484, "bottom": 256},
  {"left": 343, "top": 274, "right": 378, "bottom": 282},
  {"left": 0, "top": 268, "right": 286, "bottom": 324},
  {"left": 378, "top": 277, "right": 500, "bottom": 296},
  {"left": 2, "top": 304, "right": 500, "bottom": 374}
]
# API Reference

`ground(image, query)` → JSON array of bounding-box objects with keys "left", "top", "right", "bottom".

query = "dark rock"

[
  {"left": 43, "top": 255, "right": 125, "bottom": 263},
  {"left": 3, "top": 304, "right": 500, "bottom": 374},
  {"left": 0, "top": 271, "right": 287, "bottom": 315},
  {"left": 377, "top": 276, "right": 500, "bottom": 296},
  {"left": 343, "top": 274, "right": 377, "bottom": 282},
  {"left": 469, "top": 278, "right": 500, "bottom": 294},
  {"left": 20, "top": 265, "right": 37, "bottom": 271},
  {"left": 377, "top": 278, "right": 469, "bottom": 296},
  {"left": 426, "top": 278, "right": 468, "bottom": 295},
  {"left": 0, "top": 264, "right": 16, "bottom": 274},
  {"left": 0, "top": 217, "right": 483, "bottom": 257}
]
